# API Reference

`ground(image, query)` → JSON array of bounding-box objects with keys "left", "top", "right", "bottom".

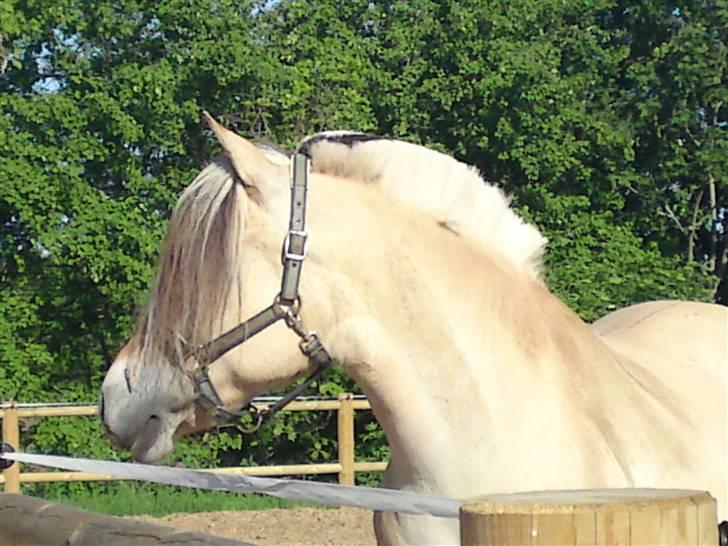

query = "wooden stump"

[
  {"left": 460, "top": 489, "right": 718, "bottom": 546},
  {"left": 0, "top": 493, "right": 257, "bottom": 546}
]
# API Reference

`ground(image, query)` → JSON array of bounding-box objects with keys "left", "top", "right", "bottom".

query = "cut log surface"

[
  {"left": 460, "top": 488, "right": 719, "bottom": 546},
  {"left": 0, "top": 493, "right": 256, "bottom": 546}
]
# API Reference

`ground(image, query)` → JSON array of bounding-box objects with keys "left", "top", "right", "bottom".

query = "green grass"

[{"left": 35, "top": 482, "right": 304, "bottom": 517}]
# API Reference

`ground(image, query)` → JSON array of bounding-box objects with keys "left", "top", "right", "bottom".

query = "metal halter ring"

[
  {"left": 233, "top": 405, "right": 266, "bottom": 434},
  {"left": 274, "top": 294, "right": 301, "bottom": 316}
]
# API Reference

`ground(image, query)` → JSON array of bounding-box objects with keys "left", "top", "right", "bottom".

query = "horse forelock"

[
  {"left": 305, "top": 133, "right": 548, "bottom": 280},
  {"left": 137, "top": 154, "right": 246, "bottom": 369}
]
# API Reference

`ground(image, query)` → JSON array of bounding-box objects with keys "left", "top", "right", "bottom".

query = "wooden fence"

[
  {"left": 3, "top": 490, "right": 720, "bottom": 546},
  {"left": 0, "top": 393, "right": 387, "bottom": 494}
]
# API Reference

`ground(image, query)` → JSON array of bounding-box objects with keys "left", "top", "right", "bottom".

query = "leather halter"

[
  {"left": 125, "top": 150, "right": 332, "bottom": 432},
  {"left": 187, "top": 151, "right": 334, "bottom": 431}
]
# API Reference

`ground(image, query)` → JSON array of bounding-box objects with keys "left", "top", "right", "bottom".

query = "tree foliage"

[{"left": 1, "top": 0, "right": 725, "bottom": 481}]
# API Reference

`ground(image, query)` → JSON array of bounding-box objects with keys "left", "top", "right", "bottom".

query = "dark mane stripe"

[{"left": 299, "top": 132, "right": 383, "bottom": 159}]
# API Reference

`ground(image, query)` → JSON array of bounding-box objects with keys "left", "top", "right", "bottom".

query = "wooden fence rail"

[
  {"left": 0, "top": 393, "right": 387, "bottom": 493},
  {"left": 1, "top": 492, "right": 256, "bottom": 545}
]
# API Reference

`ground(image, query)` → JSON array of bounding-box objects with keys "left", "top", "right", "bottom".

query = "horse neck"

[{"left": 301, "top": 175, "right": 608, "bottom": 491}]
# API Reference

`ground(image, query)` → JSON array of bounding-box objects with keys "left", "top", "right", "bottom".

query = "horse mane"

[
  {"left": 301, "top": 132, "right": 547, "bottom": 279},
  {"left": 137, "top": 146, "right": 288, "bottom": 366}
]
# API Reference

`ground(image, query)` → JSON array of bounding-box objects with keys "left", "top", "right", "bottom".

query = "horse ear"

[{"left": 203, "top": 111, "right": 284, "bottom": 197}]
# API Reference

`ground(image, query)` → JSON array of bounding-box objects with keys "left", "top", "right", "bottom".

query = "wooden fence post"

[
  {"left": 460, "top": 489, "right": 719, "bottom": 546},
  {"left": 337, "top": 393, "right": 355, "bottom": 485},
  {"left": 2, "top": 403, "right": 20, "bottom": 493}
]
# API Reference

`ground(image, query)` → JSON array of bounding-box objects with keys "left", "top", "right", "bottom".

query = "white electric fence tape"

[{"left": 2, "top": 451, "right": 461, "bottom": 518}]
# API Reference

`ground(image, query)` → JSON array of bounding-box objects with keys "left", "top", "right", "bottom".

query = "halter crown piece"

[{"left": 182, "top": 147, "right": 334, "bottom": 431}]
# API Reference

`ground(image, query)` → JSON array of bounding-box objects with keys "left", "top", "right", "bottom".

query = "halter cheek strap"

[{"left": 280, "top": 152, "right": 310, "bottom": 306}]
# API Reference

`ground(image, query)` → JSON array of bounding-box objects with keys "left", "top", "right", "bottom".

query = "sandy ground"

[{"left": 131, "top": 507, "right": 377, "bottom": 546}]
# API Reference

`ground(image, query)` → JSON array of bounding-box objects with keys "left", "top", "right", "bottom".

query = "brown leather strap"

[
  {"left": 279, "top": 153, "right": 310, "bottom": 305},
  {"left": 193, "top": 304, "right": 286, "bottom": 367}
]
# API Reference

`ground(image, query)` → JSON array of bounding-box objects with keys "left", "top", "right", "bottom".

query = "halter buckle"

[{"left": 281, "top": 230, "right": 309, "bottom": 264}]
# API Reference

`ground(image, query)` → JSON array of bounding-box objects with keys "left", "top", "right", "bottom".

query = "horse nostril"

[{"left": 149, "top": 414, "right": 159, "bottom": 420}]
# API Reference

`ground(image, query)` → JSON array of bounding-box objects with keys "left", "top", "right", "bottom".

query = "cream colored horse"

[{"left": 100, "top": 115, "right": 727, "bottom": 545}]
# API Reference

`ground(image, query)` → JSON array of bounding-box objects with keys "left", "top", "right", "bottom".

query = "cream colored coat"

[{"left": 100, "top": 116, "right": 727, "bottom": 545}]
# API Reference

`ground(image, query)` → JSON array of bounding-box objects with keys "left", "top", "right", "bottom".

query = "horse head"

[{"left": 100, "top": 114, "right": 318, "bottom": 462}]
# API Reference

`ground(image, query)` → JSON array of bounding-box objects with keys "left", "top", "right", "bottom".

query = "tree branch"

[
  {"left": 707, "top": 174, "right": 718, "bottom": 270},
  {"left": 711, "top": 234, "right": 727, "bottom": 302},
  {"left": 686, "top": 187, "right": 705, "bottom": 264},
  {"left": 685, "top": 126, "right": 702, "bottom": 147},
  {"left": 0, "top": 35, "right": 7, "bottom": 75},
  {"left": 712, "top": 101, "right": 723, "bottom": 128},
  {"left": 657, "top": 203, "right": 687, "bottom": 234}
]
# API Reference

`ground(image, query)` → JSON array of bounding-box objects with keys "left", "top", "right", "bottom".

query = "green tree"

[
  {"left": 607, "top": 1, "right": 727, "bottom": 302},
  {"left": 286, "top": 0, "right": 717, "bottom": 312}
]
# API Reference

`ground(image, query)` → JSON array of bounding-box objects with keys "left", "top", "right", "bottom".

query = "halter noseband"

[{"left": 182, "top": 150, "right": 333, "bottom": 431}]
